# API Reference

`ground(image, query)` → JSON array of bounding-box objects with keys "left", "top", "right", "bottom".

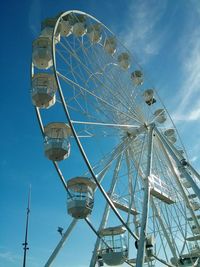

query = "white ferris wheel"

[{"left": 31, "top": 10, "right": 200, "bottom": 267}]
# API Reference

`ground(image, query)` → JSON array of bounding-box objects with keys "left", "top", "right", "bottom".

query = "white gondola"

[
  {"left": 182, "top": 178, "right": 191, "bottom": 188},
  {"left": 164, "top": 129, "right": 175, "bottom": 138},
  {"left": 104, "top": 37, "right": 117, "bottom": 55},
  {"left": 60, "top": 14, "right": 73, "bottom": 37},
  {"left": 171, "top": 248, "right": 200, "bottom": 266},
  {"left": 177, "top": 149, "right": 185, "bottom": 156},
  {"left": 44, "top": 122, "right": 71, "bottom": 161},
  {"left": 190, "top": 201, "right": 200, "bottom": 211},
  {"left": 154, "top": 109, "right": 167, "bottom": 124},
  {"left": 164, "top": 128, "right": 177, "bottom": 144},
  {"left": 117, "top": 52, "right": 130, "bottom": 70},
  {"left": 188, "top": 194, "right": 197, "bottom": 199},
  {"left": 41, "top": 18, "right": 61, "bottom": 43},
  {"left": 72, "top": 14, "right": 87, "bottom": 37},
  {"left": 191, "top": 225, "right": 199, "bottom": 235},
  {"left": 87, "top": 24, "right": 102, "bottom": 43},
  {"left": 32, "top": 37, "right": 52, "bottom": 69},
  {"left": 31, "top": 73, "right": 57, "bottom": 108},
  {"left": 131, "top": 70, "right": 144, "bottom": 86},
  {"left": 149, "top": 174, "right": 175, "bottom": 204},
  {"left": 168, "top": 136, "right": 177, "bottom": 144},
  {"left": 143, "top": 89, "right": 156, "bottom": 105},
  {"left": 187, "top": 215, "right": 200, "bottom": 222},
  {"left": 99, "top": 226, "right": 128, "bottom": 266},
  {"left": 67, "top": 177, "right": 96, "bottom": 219}
]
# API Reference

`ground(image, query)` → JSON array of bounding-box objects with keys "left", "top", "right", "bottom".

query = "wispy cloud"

[
  {"left": 29, "top": 0, "right": 41, "bottom": 37},
  {"left": 191, "top": 155, "right": 198, "bottom": 163},
  {"left": 172, "top": 4, "right": 200, "bottom": 122},
  {"left": 174, "top": 95, "right": 200, "bottom": 122},
  {"left": 120, "top": 0, "right": 168, "bottom": 62},
  {"left": 0, "top": 250, "right": 42, "bottom": 267},
  {"left": 0, "top": 251, "right": 20, "bottom": 263}
]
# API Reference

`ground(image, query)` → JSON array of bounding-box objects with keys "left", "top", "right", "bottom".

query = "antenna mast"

[{"left": 22, "top": 185, "right": 31, "bottom": 267}]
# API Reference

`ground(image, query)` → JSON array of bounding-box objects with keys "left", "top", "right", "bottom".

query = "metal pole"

[
  {"left": 44, "top": 219, "right": 77, "bottom": 267},
  {"left": 22, "top": 186, "right": 31, "bottom": 267},
  {"left": 135, "top": 125, "right": 154, "bottom": 267},
  {"left": 128, "top": 147, "right": 178, "bottom": 267},
  {"left": 151, "top": 201, "right": 178, "bottom": 261},
  {"left": 154, "top": 127, "right": 200, "bottom": 200},
  {"left": 128, "top": 147, "right": 181, "bottom": 258},
  {"left": 125, "top": 149, "right": 135, "bottom": 223},
  {"left": 89, "top": 154, "right": 123, "bottom": 267}
]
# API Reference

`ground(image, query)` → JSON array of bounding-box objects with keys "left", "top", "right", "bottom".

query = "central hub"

[{"left": 126, "top": 124, "right": 147, "bottom": 139}]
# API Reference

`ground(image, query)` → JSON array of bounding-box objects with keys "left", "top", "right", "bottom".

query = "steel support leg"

[
  {"left": 135, "top": 125, "right": 154, "bottom": 267},
  {"left": 44, "top": 219, "right": 77, "bottom": 267},
  {"left": 89, "top": 154, "right": 123, "bottom": 267}
]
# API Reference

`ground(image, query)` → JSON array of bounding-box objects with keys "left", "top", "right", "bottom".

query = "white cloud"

[
  {"left": 169, "top": 4, "right": 200, "bottom": 166},
  {"left": 191, "top": 155, "right": 198, "bottom": 163},
  {"left": 190, "top": 0, "right": 200, "bottom": 15},
  {"left": 120, "top": 0, "right": 168, "bottom": 62},
  {"left": 172, "top": 26, "right": 200, "bottom": 122},
  {"left": 174, "top": 99, "right": 200, "bottom": 122},
  {"left": 0, "top": 251, "right": 20, "bottom": 263},
  {"left": 0, "top": 249, "right": 41, "bottom": 267},
  {"left": 29, "top": 0, "right": 41, "bottom": 37},
  {"left": 170, "top": 0, "right": 200, "bottom": 122}
]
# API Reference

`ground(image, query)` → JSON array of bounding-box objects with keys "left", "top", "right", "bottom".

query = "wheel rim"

[{"left": 31, "top": 10, "right": 200, "bottom": 267}]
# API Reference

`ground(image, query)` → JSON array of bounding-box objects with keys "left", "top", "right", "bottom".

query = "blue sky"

[{"left": 1, "top": 0, "right": 200, "bottom": 266}]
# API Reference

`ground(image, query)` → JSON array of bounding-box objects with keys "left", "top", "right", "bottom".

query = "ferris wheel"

[{"left": 31, "top": 10, "right": 200, "bottom": 267}]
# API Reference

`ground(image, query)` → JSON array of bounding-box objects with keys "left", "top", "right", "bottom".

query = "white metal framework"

[{"left": 31, "top": 10, "right": 200, "bottom": 267}]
